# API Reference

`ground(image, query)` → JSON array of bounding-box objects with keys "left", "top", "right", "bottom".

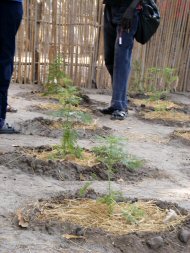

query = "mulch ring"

[
  {"left": 15, "top": 90, "right": 87, "bottom": 103},
  {"left": 129, "top": 98, "right": 184, "bottom": 112},
  {"left": 138, "top": 111, "right": 190, "bottom": 127},
  {"left": 15, "top": 90, "right": 57, "bottom": 102},
  {"left": 15, "top": 117, "right": 112, "bottom": 139},
  {"left": 28, "top": 99, "right": 106, "bottom": 118},
  {"left": 18, "top": 90, "right": 105, "bottom": 117},
  {"left": 129, "top": 98, "right": 190, "bottom": 127},
  {"left": 0, "top": 146, "right": 167, "bottom": 182},
  {"left": 170, "top": 129, "right": 190, "bottom": 146},
  {"left": 14, "top": 194, "right": 190, "bottom": 253}
]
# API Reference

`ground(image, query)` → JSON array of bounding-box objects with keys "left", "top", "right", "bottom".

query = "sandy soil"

[{"left": 0, "top": 84, "right": 190, "bottom": 252}]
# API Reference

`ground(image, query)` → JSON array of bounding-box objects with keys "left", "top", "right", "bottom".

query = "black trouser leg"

[
  {"left": 104, "top": 5, "right": 117, "bottom": 82},
  {"left": 0, "top": 1, "right": 23, "bottom": 120}
]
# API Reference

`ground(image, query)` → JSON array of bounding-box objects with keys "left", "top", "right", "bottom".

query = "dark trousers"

[
  {"left": 0, "top": 1, "right": 23, "bottom": 120},
  {"left": 104, "top": 5, "right": 139, "bottom": 111}
]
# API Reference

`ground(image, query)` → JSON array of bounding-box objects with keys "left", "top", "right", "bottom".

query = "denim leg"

[
  {"left": 104, "top": 5, "right": 117, "bottom": 82},
  {"left": 111, "top": 13, "right": 139, "bottom": 111},
  {"left": 0, "top": 2, "right": 23, "bottom": 120}
]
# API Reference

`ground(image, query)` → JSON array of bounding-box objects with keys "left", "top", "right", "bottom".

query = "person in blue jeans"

[
  {"left": 0, "top": 0, "right": 23, "bottom": 134},
  {"left": 100, "top": 0, "right": 140, "bottom": 120}
]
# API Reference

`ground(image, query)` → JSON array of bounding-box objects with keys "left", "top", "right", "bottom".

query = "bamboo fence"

[{"left": 14, "top": 0, "right": 190, "bottom": 91}]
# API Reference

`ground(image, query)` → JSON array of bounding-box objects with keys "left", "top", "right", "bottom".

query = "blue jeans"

[
  {"left": 0, "top": 1, "right": 23, "bottom": 121},
  {"left": 104, "top": 5, "right": 139, "bottom": 111}
]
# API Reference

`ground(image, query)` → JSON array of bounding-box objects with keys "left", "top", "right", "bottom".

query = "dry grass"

[
  {"left": 25, "top": 149, "right": 99, "bottom": 168},
  {"left": 36, "top": 199, "right": 187, "bottom": 236},
  {"left": 49, "top": 121, "right": 62, "bottom": 129},
  {"left": 64, "top": 151, "right": 99, "bottom": 167},
  {"left": 37, "top": 101, "right": 92, "bottom": 114},
  {"left": 38, "top": 93, "right": 60, "bottom": 101},
  {"left": 172, "top": 129, "right": 190, "bottom": 143},
  {"left": 132, "top": 99, "right": 182, "bottom": 111},
  {"left": 54, "top": 120, "right": 98, "bottom": 131},
  {"left": 37, "top": 103, "right": 62, "bottom": 111},
  {"left": 141, "top": 111, "right": 190, "bottom": 123}
]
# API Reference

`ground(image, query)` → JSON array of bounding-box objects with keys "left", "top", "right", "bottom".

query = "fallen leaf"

[
  {"left": 17, "top": 209, "right": 29, "bottom": 228},
  {"left": 117, "top": 178, "right": 124, "bottom": 183},
  {"left": 79, "top": 173, "right": 86, "bottom": 181},
  {"left": 63, "top": 234, "right": 86, "bottom": 240}
]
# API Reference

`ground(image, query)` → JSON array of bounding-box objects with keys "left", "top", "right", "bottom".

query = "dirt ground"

[{"left": 0, "top": 84, "right": 190, "bottom": 253}]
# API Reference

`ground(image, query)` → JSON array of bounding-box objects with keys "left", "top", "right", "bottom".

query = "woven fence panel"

[{"left": 14, "top": 0, "right": 190, "bottom": 91}]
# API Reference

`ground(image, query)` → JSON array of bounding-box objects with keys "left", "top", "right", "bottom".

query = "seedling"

[
  {"left": 79, "top": 182, "right": 93, "bottom": 198},
  {"left": 52, "top": 85, "right": 89, "bottom": 159},
  {"left": 145, "top": 67, "right": 178, "bottom": 94},
  {"left": 98, "top": 191, "right": 123, "bottom": 214},
  {"left": 130, "top": 61, "right": 178, "bottom": 95},
  {"left": 93, "top": 136, "right": 142, "bottom": 172},
  {"left": 130, "top": 60, "right": 144, "bottom": 93},
  {"left": 93, "top": 136, "right": 142, "bottom": 215},
  {"left": 46, "top": 58, "right": 92, "bottom": 159},
  {"left": 44, "top": 57, "right": 72, "bottom": 95},
  {"left": 122, "top": 203, "right": 145, "bottom": 224},
  {"left": 148, "top": 91, "right": 168, "bottom": 101}
]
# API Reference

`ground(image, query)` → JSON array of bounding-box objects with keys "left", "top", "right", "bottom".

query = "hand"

[{"left": 121, "top": 7, "right": 135, "bottom": 31}]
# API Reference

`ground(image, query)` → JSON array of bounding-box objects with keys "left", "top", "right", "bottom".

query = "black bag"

[{"left": 135, "top": 0, "right": 161, "bottom": 44}]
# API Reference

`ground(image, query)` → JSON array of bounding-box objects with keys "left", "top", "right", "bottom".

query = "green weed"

[
  {"left": 122, "top": 203, "right": 145, "bottom": 224},
  {"left": 130, "top": 61, "right": 178, "bottom": 94},
  {"left": 44, "top": 57, "right": 72, "bottom": 95},
  {"left": 79, "top": 182, "right": 93, "bottom": 198},
  {"left": 46, "top": 58, "right": 92, "bottom": 159},
  {"left": 93, "top": 136, "right": 142, "bottom": 171},
  {"left": 98, "top": 191, "right": 122, "bottom": 214},
  {"left": 93, "top": 136, "right": 142, "bottom": 216}
]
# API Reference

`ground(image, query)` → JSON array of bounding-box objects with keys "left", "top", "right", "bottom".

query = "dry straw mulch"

[
  {"left": 37, "top": 102, "right": 92, "bottom": 114},
  {"left": 36, "top": 103, "right": 62, "bottom": 111},
  {"left": 25, "top": 148, "right": 99, "bottom": 168},
  {"left": 172, "top": 129, "right": 190, "bottom": 145},
  {"left": 35, "top": 199, "right": 187, "bottom": 236},
  {"left": 132, "top": 99, "right": 182, "bottom": 111},
  {"left": 140, "top": 111, "right": 190, "bottom": 125}
]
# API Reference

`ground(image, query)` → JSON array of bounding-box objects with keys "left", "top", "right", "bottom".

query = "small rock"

[
  {"left": 75, "top": 227, "right": 85, "bottom": 236},
  {"left": 147, "top": 236, "right": 164, "bottom": 250},
  {"left": 178, "top": 228, "right": 190, "bottom": 243},
  {"left": 48, "top": 160, "right": 54, "bottom": 165},
  {"left": 117, "top": 178, "right": 124, "bottom": 183},
  {"left": 131, "top": 198, "right": 138, "bottom": 204},
  {"left": 163, "top": 209, "right": 178, "bottom": 224}
]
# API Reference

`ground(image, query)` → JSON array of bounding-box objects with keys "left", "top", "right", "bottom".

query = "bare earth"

[{"left": 0, "top": 84, "right": 190, "bottom": 253}]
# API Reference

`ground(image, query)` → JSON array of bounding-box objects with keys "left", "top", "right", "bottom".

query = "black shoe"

[
  {"left": 111, "top": 110, "right": 127, "bottom": 120},
  {"left": 99, "top": 106, "right": 115, "bottom": 115},
  {"left": 0, "top": 123, "right": 20, "bottom": 134}
]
